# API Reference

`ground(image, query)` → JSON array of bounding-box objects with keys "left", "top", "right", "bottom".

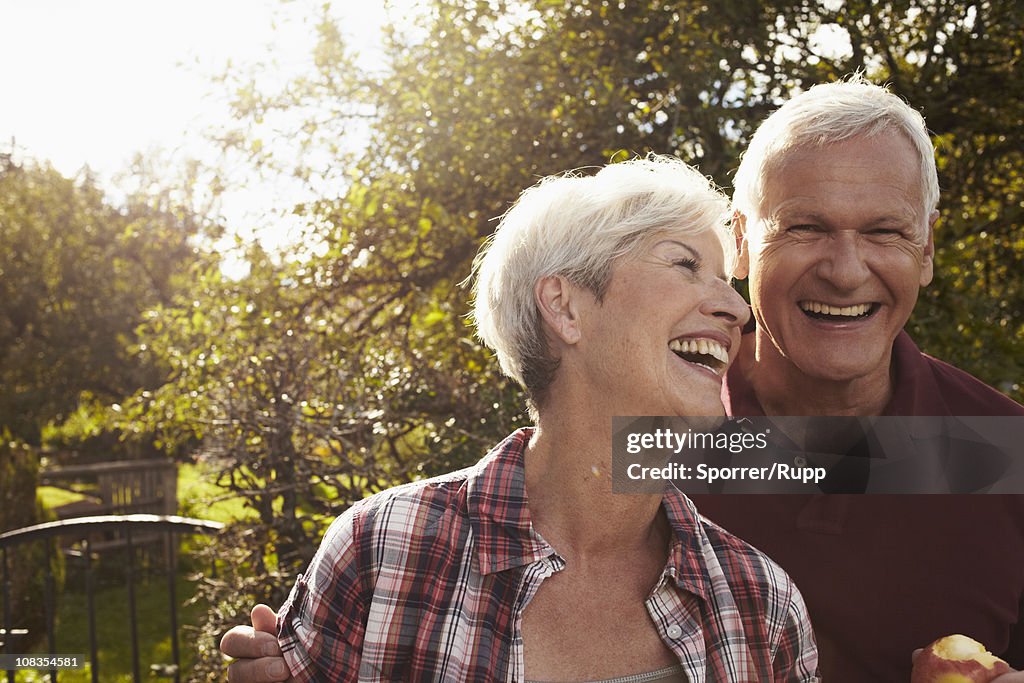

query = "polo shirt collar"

[
  {"left": 883, "top": 330, "right": 950, "bottom": 416},
  {"left": 723, "top": 328, "right": 933, "bottom": 417}
]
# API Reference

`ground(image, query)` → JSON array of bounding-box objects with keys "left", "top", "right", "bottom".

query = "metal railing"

[{"left": 0, "top": 514, "right": 223, "bottom": 682}]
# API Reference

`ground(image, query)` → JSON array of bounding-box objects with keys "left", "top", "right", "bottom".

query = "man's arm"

[{"left": 220, "top": 604, "right": 291, "bottom": 683}]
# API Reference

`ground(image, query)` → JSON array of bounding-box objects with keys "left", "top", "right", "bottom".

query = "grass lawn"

[
  {"left": 20, "top": 459, "right": 248, "bottom": 682},
  {"left": 35, "top": 485, "right": 94, "bottom": 510},
  {"left": 176, "top": 461, "right": 258, "bottom": 524},
  {"left": 15, "top": 571, "right": 205, "bottom": 683}
]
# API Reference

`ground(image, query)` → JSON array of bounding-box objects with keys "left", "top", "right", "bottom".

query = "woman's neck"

[{"left": 524, "top": 415, "right": 668, "bottom": 563}]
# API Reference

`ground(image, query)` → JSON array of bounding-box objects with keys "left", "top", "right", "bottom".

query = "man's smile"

[{"left": 798, "top": 300, "right": 879, "bottom": 322}]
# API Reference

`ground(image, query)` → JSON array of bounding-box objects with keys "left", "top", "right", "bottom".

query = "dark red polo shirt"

[{"left": 692, "top": 330, "right": 1024, "bottom": 682}]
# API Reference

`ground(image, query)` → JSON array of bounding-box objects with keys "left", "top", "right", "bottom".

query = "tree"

[
  {"left": 0, "top": 437, "right": 63, "bottom": 654},
  {"left": 0, "top": 158, "right": 214, "bottom": 444},
  {"left": 216, "top": 0, "right": 1021, "bottom": 397}
]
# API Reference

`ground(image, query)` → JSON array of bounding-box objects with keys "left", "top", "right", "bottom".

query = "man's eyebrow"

[
  {"left": 770, "top": 208, "right": 825, "bottom": 224},
  {"left": 866, "top": 215, "right": 916, "bottom": 227},
  {"left": 773, "top": 206, "right": 916, "bottom": 226}
]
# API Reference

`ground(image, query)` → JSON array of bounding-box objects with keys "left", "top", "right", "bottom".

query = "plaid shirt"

[{"left": 278, "top": 429, "right": 819, "bottom": 682}]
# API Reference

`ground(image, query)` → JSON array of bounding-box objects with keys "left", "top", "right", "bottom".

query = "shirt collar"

[
  {"left": 466, "top": 428, "right": 712, "bottom": 601},
  {"left": 466, "top": 428, "right": 555, "bottom": 575},
  {"left": 660, "top": 488, "right": 713, "bottom": 600},
  {"left": 882, "top": 330, "right": 948, "bottom": 416}
]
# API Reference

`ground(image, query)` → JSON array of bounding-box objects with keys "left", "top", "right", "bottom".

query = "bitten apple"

[{"left": 911, "top": 634, "right": 1012, "bottom": 683}]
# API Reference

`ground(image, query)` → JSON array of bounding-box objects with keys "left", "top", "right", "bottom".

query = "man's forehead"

[
  {"left": 763, "top": 197, "right": 922, "bottom": 226},
  {"left": 766, "top": 133, "right": 922, "bottom": 178},
  {"left": 754, "top": 138, "right": 930, "bottom": 222}
]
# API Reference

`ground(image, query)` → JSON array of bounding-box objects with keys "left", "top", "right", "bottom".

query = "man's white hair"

[
  {"left": 733, "top": 74, "right": 939, "bottom": 225},
  {"left": 470, "top": 154, "right": 733, "bottom": 409}
]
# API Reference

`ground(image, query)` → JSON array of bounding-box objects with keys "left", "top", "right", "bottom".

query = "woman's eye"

[{"left": 673, "top": 258, "right": 699, "bottom": 271}]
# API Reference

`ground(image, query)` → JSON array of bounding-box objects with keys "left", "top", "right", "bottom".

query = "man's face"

[{"left": 739, "top": 132, "right": 937, "bottom": 384}]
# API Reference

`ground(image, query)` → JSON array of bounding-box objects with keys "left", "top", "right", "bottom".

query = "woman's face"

[{"left": 572, "top": 230, "right": 749, "bottom": 418}]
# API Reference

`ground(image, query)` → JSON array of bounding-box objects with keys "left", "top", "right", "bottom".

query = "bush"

[{"left": 0, "top": 435, "right": 64, "bottom": 652}]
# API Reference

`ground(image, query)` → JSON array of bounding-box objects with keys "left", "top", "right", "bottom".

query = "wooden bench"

[{"left": 40, "top": 460, "right": 178, "bottom": 558}]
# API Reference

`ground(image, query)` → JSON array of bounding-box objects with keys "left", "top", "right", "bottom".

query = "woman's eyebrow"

[
  {"left": 661, "top": 239, "right": 732, "bottom": 281},
  {"left": 663, "top": 240, "right": 702, "bottom": 262}
]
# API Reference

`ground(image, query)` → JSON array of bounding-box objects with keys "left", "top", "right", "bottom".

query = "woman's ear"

[{"left": 535, "top": 275, "right": 582, "bottom": 345}]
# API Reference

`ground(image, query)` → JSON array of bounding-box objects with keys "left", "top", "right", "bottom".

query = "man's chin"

[{"left": 790, "top": 352, "right": 890, "bottom": 385}]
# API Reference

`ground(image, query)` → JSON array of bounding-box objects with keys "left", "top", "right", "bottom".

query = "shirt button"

[
  {"left": 794, "top": 455, "right": 808, "bottom": 467},
  {"left": 666, "top": 624, "right": 683, "bottom": 640}
]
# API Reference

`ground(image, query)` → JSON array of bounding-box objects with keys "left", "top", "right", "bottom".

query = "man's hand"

[{"left": 220, "top": 604, "right": 291, "bottom": 682}]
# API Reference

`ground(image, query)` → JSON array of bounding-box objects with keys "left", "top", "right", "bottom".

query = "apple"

[{"left": 911, "top": 634, "right": 1012, "bottom": 683}]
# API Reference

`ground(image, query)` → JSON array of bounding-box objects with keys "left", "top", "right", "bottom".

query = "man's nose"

[{"left": 815, "top": 233, "right": 872, "bottom": 290}]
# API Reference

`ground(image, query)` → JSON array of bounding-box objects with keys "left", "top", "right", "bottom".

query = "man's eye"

[
  {"left": 868, "top": 228, "right": 903, "bottom": 238},
  {"left": 787, "top": 225, "right": 820, "bottom": 233}
]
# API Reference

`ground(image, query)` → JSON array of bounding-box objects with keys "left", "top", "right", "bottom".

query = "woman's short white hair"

[
  {"left": 733, "top": 74, "right": 939, "bottom": 224},
  {"left": 470, "top": 154, "right": 733, "bottom": 408}
]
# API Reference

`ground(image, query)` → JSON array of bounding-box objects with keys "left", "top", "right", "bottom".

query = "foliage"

[
  {"left": 121, "top": 234, "right": 522, "bottom": 569},
  {"left": 0, "top": 158, "right": 214, "bottom": 445},
  {"left": 184, "top": 525, "right": 294, "bottom": 682},
  {"left": 211, "top": 0, "right": 1021, "bottom": 408},
  {"left": 0, "top": 436, "right": 64, "bottom": 653}
]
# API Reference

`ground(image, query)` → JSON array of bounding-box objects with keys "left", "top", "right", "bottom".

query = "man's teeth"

[
  {"left": 800, "top": 301, "right": 872, "bottom": 317},
  {"left": 668, "top": 338, "right": 729, "bottom": 365}
]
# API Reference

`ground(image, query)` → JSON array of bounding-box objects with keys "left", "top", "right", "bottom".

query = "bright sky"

[
  {"left": 0, "top": 1, "right": 410, "bottom": 256},
  {"left": 0, "top": 1, "right": 404, "bottom": 173}
]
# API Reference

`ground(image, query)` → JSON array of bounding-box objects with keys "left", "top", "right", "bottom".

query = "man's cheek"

[{"left": 748, "top": 243, "right": 793, "bottom": 281}]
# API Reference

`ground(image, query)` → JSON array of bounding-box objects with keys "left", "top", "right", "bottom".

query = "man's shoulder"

[{"left": 915, "top": 349, "right": 1024, "bottom": 416}]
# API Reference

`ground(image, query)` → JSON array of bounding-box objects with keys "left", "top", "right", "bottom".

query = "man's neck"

[{"left": 740, "top": 333, "right": 894, "bottom": 417}]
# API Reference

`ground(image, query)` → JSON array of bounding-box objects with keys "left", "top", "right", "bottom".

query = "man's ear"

[
  {"left": 919, "top": 209, "right": 938, "bottom": 287},
  {"left": 535, "top": 275, "right": 582, "bottom": 345},
  {"left": 732, "top": 211, "right": 750, "bottom": 280}
]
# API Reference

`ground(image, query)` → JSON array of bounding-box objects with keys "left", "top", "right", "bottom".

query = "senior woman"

[{"left": 220, "top": 156, "right": 819, "bottom": 682}]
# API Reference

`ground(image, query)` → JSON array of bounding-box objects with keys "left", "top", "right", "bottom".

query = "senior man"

[{"left": 692, "top": 77, "right": 1024, "bottom": 682}]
